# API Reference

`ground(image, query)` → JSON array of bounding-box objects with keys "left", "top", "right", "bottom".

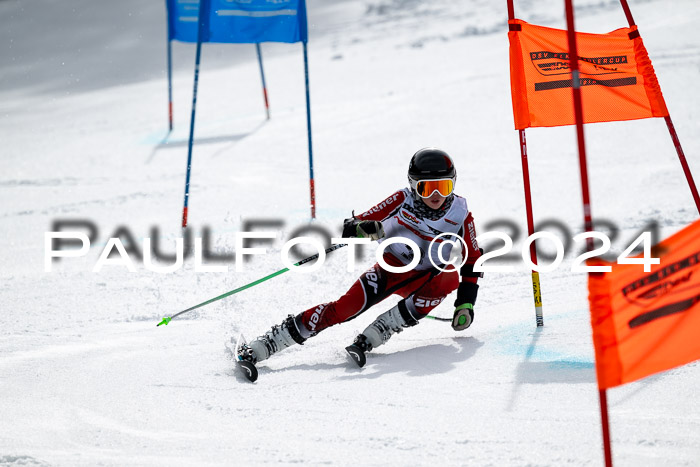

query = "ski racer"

[{"left": 237, "top": 147, "right": 483, "bottom": 368}]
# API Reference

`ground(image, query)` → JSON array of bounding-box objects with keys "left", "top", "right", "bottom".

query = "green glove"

[{"left": 452, "top": 303, "right": 474, "bottom": 331}]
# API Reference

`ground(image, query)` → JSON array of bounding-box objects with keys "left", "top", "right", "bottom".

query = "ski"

[
  {"left": 236, "top": 359, "right": 258, "bottom": 382},
  {"left": 226, "top": 334, "right": 259, "bottom": 382},
  {"left": 345, "top": 344, "right": 366, "bottom": 368}
]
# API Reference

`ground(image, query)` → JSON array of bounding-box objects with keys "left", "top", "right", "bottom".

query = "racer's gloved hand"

[
  {"left": 356, "top": 220, "right": 384, "bottom": 240},
  {"left": 452, "top": 303, "right": 474, "bottom": 331},
  {"left": 342, "top": 217, "right": 385, "bottom": 241},
  {"left": 452, "top": 282, "right": 479, "bottom": 331}
]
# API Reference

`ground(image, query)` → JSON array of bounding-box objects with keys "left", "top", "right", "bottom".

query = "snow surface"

[{"left": 2, "top": 0, "right": 700, "bottom": 465}]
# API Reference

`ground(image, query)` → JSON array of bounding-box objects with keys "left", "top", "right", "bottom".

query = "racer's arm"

[
  {"left": 452, "top": 212, "right": 483, "bottom": 330},
  {"left": 342, "top": 190, "right": 406, "bottom": 239}
]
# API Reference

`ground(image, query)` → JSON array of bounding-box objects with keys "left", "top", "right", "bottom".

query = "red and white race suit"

[{"left": 299, "top": 189, "right": 482, "bottom": 335}]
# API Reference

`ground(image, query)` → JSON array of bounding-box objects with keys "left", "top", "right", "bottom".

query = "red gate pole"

[
  {"left": 508, "top": 0, "right": 544, "bottom": 327},
  {"left": 519, "top": 129, "right": 544, "bottom": 326},
  {"left": 619, "top": 0, "right": 636, "bottom": 27},
  {"left": 564, "top": 1, "right": 612, "bottom": 465},
  {"left": 618, "top": 0, "right": 700, "bottom": 215},
  {"left": 664, "top": 117, "right": 700, "bottom": 214},
  {"left": 599, "top": 388, "right": 614, "bottom": 467}
]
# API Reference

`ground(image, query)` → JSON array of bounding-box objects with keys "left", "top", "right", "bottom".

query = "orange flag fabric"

[
  {"left": 588, "top": 219, "right": 700, "bottom": 390},
  {"left": 508, "top": 19, "right": 668, "bottom": 129}
]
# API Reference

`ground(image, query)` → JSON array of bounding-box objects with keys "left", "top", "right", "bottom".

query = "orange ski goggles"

[{"left": 411, "top": 178, "right": 455, "bottom": 198}]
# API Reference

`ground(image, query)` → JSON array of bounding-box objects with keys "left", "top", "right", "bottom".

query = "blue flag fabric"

[
  {"left": 166, "top": 0, "right": 201, "bottom": 42},
  {"left": 166, "top": 0, "right": 307, "bottom": 44}
]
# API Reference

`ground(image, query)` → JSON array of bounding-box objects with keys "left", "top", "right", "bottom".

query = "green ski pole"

[
  {"left": 424, "top": 315, "right": 451, "bottom": 322},
  {"left": 157, "top": 243, "right": 347, "bottom": 326}
]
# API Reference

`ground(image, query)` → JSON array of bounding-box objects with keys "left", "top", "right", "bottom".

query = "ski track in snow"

[{"left": 2, "top": 0, "right": 700, "bottom": 465}]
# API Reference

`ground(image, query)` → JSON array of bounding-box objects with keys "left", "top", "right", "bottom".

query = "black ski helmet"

[{"left": 408, "top": 148, "right": 456, "bottom": 183}]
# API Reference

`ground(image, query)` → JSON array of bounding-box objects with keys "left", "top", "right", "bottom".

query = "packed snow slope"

[{"left": 2, "top": 0, "right": 700, "bottom": 465}]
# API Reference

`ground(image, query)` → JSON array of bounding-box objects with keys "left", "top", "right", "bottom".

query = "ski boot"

[
  {"left": 236, "top": 314, "right": 309, "bottom": 381},
  {"left": 346, "top": 300, "right": 419, "bottom": 368}
]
